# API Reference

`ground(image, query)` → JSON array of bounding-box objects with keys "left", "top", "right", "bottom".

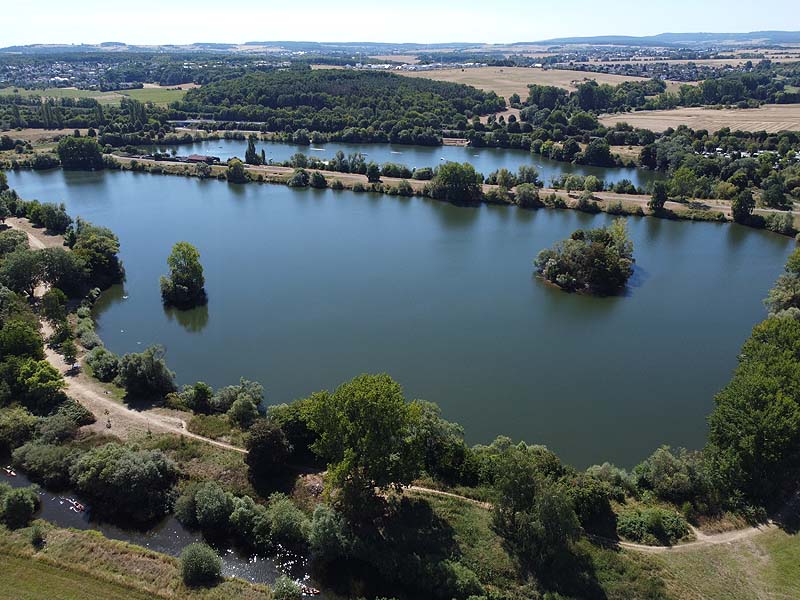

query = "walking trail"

[{"left": 6, "top": 217, "right": 778, "bottom": 555}]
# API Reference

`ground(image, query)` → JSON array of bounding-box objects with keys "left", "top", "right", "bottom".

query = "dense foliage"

[
  {"left": 173, "top": 69, "right": 505, "bottom": 144},
  {"left": 534, "top": 218, "right": 635, "bottom": 294},
  {"left": 160, "top": 241, "right": 207, "bottom": 308}
]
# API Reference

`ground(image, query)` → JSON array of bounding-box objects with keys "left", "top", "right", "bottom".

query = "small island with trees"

[
  {"left": 160, "top": 241, "right": 207, "bottom": 309},
  {"left": 534, "top": 218, "right": 635, "bottom": 295}
]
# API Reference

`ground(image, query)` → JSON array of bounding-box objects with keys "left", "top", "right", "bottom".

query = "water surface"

[{"left": 6, "top": 168, "right": 793, "bottom": 467}]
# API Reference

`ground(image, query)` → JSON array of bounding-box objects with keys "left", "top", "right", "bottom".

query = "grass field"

[
  {"left": 652, "top": 528, "right": 800, "bottom": 600},
  {"left": 396, "top": 66, "right": 685, "bottom": 100},
  {"left": 0, "top": 554, "right": 154, "bottom": 600},
  {"left": 600, "top": 104, "right": 800, "bottom": 133},
  {"left": 0, "top": 85, "right": 189, "bottom": 106}
]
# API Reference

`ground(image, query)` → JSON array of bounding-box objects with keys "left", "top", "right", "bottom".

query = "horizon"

[{"left": 5, "top": 0, "right": 800, "bottom": 47}]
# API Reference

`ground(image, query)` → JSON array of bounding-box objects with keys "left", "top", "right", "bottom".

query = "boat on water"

[
  {"left": 3, "top": 465, "right": 16, "bottom": 477},
  {"left": 299, "top": 583, "right": 321, "bottom": 596}
]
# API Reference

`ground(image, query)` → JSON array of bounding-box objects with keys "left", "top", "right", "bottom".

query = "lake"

[
  {"left": 147, "top": 138, "right": 661, "bottom": 189},
  {"left": 5, "top": 166, "right": 793, "bottom": 468}
]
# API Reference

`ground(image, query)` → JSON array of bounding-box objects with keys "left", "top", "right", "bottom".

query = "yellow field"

[
  {"left": 396, "top": 66, "right": 684, "bottom": 100},
  {"left": 600, "top": 104, "right": 800, "bottom": 133}
]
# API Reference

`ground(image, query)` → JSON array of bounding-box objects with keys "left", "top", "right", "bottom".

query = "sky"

[{"left": 5, "top": 0, "right": 800, "bottom": 46}]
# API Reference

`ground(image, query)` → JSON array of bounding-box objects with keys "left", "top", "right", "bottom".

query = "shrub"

[
  {"left": 515, "top": 183, "right": 541, "bottom": 208},
  {"left": 0, "top": 407, "right": 37, "bottom": 451},
  {"left": 86, "top": 347, "right": 120, "bottom": 382},
  {"left": 29, "top": 522, "right": 45, "bottom": 548},
  {"left": 265, "top": 493, "right": 309, "bottom": 550},
  {"left": 180, "top": 543, "right": 221, "bottom": 587},
  {"left": 309, "top": 171, "right": 327, "bottom": 188},
  {"left": 617, "top": 507, "right": 688, "bottom": 546},
  {"left": 287, "top": 169, "right": 310, "bottom": 188},
  {"left": 330, "top": 179, "right": 344, "bottom": 190},
  {"left": 227, "top": 396, "right": 259, "bottom": 428},
  {"left": 245, "top": 419, "right": 292, "bottom": 480},
  {"left": 764, "top": 212, "right": 795, "bottom": 235},
  {"left": 194, "top": 481, "right": 233, "bottom": 530},
  {"left": 309, "top": 504, "right": 353, "bottom": 563},
  {"left": 13, "top": 442, "right": 76, "bottom": 488},
  {"left": 272, "top": 575, "right": 302, "bottom": 600},
  {"left": 0, "top": 486, "right": 39, "bottom": 529},
  {"left": 116, "top": 345, "right": 176, "bottom": 400}
]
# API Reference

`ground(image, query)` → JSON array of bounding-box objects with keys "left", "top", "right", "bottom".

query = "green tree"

[
  {"left": 707, "top": 317, "right": 800, "bottom": 504},
  {"left": 492, "top": 446, "right": 579, "bottom": 570},
  {"left": 61, "top": 338, "right": 78, "bottom": 369},
  {"left": 0, "top": 249, "right": 44, "bottom": 298},
  {"left": 180, "top": 543, "right": 221, "bottom": 587},
  {"left": 427, "top": 162, "right": 483, "bottom": 205},
  {"left": 116, "top": 345, "right": 176, "bottom": 400},
  {"left": 246, "top": 419, "right": 292, "bottom": 480},
  {"left": 56, "top": 136, "right": 103, "bottom": 170},
  {"left": 70, "top": 443, "right": 178, "bottom": 523},
  {"left": 0, "top": 407, "right": 37, "bottom": 451},
  {"left": 648, "top": 180, "right": 668, "bottom": 212},
  {"left": 18, "top": 359, "right": 66, "bottom": 412},
  {"left": 244, "top": 134, "right": 263, "bottom": 165},
  {"left": 366, "top": 162, "right": 381, "bottom": 183},
  {"left": 227, "top": 395, "right": 259, "bottom": 428},
  {"left": 1, "top": 487, "right": 39, "bottom": 529},
  {"left": 305, "top": 374, "right": 421, "bottom": 513},
  {"left": 0, "top": 320, "right": 44, "bottom": 359},
  {"left": 194, "top": 481, "right": 233, "bottom": 530},
  {"left": 41, "top": 288, "right": 68, "bottom": 323},
  {"left": 160, "top": 242, "right": 206, "bottom": 308},
  {"left": 226, "top": 159, "right": 248, "bottom": 183},
  {"left": 732, "top": 189, "right": 755, "bottom": 224},
  {"left": 669, "top": 167, "right": 698, "bottom": 201}
]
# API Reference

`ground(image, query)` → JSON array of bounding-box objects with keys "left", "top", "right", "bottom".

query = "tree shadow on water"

[{"left": 164, "top": 303, "right": 209, "bottom": 333}]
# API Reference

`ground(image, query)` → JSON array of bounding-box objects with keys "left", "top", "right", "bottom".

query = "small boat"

[
  {"left": 299, "top": 584, "right": 321, "bottom": 596},
  {"left": 66, "top": 498, "right": 86, "bottom": 512},
  {"left": 3, "top": 466, "right": 16, "bottom": 477},
  {"left": 309, "top": 147, "right": 325, "bottom": 151}
]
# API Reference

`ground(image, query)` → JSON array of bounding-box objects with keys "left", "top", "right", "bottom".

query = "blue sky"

[{"left": 5, "top": 0, "right": 800, "bottom": 46}]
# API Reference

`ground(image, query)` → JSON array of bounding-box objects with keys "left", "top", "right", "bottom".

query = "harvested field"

[
  {"left": 600, "top": 104, "right": 800, "bottom": 133},
  {"left": 2, "top": 128, "right": 88, "bottom": 143},
  {"left": 397, "top": 66, "right": 683, "bottom": 100}
]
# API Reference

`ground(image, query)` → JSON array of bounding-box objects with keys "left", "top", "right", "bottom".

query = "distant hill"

[
  {"left": 3, "top": 31, "right": 800, "bottom": 54},
  {"left": 525, "top": 31, "right": 800, "bottom": 47}
]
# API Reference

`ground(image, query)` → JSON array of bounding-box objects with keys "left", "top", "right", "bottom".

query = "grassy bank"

[
  {"left": 0, "top": 523, "right": 273, "bottom": 600},
  {"left": 652, "top": 527, "right": 800, "bottom": 600}
]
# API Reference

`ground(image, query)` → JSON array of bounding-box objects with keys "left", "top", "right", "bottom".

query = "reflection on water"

[{"left": 164, "top": 303, "right": 210, "bottom": 333}]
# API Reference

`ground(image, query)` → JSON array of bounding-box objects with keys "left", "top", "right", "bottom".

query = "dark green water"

[{"left": 6, "top": 167, "right": 794, "bottom": 467}]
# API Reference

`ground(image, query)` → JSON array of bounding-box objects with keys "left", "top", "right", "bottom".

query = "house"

[{"left": 185, "top": 154, "right": 220, "bottom": 164}]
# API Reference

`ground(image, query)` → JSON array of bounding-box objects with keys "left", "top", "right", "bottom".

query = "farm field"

[
  {"left": 600, "top": 103, "right": 800, "bottom": 133},
  {"left": 0, "top": 84, "right": 191, "bottom": 106},
  {"left": 396, "top": 66, "right": 685, "bottom": 100}
]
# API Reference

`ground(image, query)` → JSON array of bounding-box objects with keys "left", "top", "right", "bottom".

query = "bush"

[
  {"left": 116, "top": 345, "right": 176, "bottom": 400},
  {"left": 0, "top": 486, "right": 39, "bottom": 529},
  {"left": 29, "top": 522, "right": 45, "bottom": 548},
  {"left": 330, "top": 179, "right": 344, "bottom": 190},
  {"left": 287, "top": 169, "right": 310, "bottom": 187},
  {"left": 272, "top": 575, "right": 302, "bottom": 600},
  {"left": 764, "top": 212, "right": 795, "bottom": 235},
  {"left": 0, "top": 407, "right": 37, "bottom": 451},
  {"left": 180, "top": 543, "right": 221, "bottom": 587},
  {"left": 265, "top": 493, "right": 309, "bottom": 550},
  {"left": 309, "top": 504, "right": 353, "bottom": 563},
  {"left": 515, "top": 183, "right": 541, "bottom": 208},
  {"left": 86, "top": 347, "right": 120, "bottom": 382},
  {"left": 194, "top": 481, "right": 233, "bottom": 530},
  {"left": 246, "top": 419, "right": 292, "bottom": 480},
  {"left": 69, "top": 443, "right": 178, "bottom": 523},
  {"left": 309, "top": 171, "right": 327, "bottom": 188},
  {"left": 13, "top": 442, "right": 76, "bottom": 488},
  {"left": 617, "top": 507, "right": 689, "bottom": 546}
]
